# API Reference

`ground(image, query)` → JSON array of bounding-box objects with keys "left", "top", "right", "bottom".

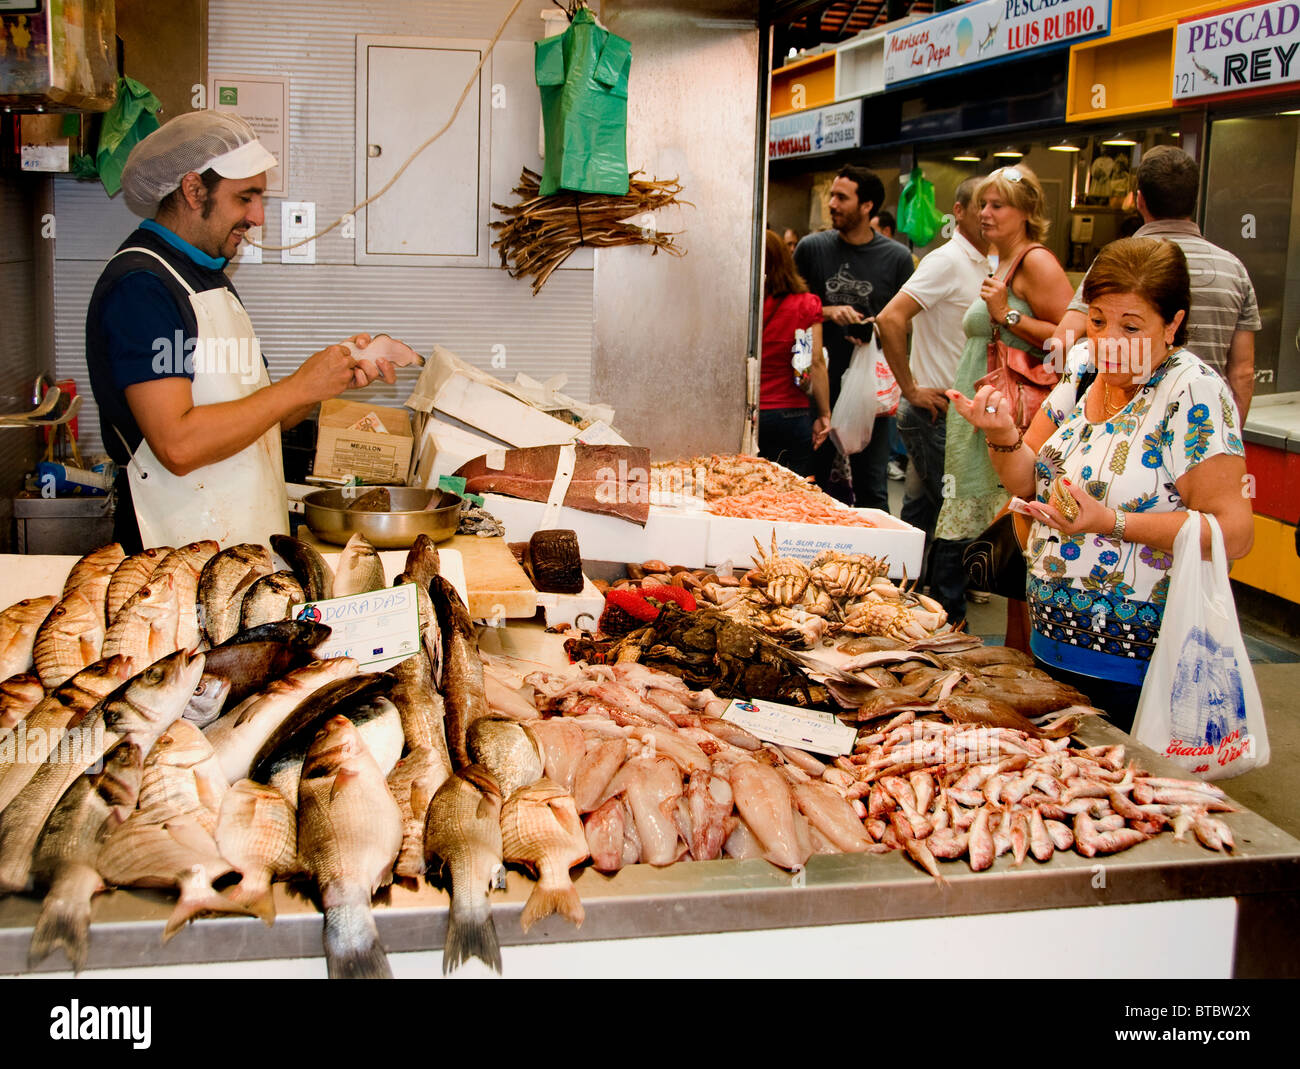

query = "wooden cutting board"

[
  {"left": 297, "top": 529, "right": 536, "bottom": 620},
  {"left": 445, "top": 534, "right": 538, "bottom": 621}
]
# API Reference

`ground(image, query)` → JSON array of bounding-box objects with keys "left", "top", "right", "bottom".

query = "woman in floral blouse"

[{"left": 947, "top": 237, "right": 1254, "bottom": 731}]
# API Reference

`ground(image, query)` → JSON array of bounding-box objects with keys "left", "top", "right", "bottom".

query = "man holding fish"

[{"left": 85, "top": 112, "right": 416, "bottom": 553}]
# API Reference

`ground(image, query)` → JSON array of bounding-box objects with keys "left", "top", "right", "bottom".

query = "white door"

[{"left": 357, "top": 36, "right": 492, "bottom": 264}]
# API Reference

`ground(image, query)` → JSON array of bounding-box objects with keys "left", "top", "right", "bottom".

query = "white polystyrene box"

[
  {"left": 705, "top": 508, "right": 924, "bottom": 579},
  {"left": 480, "top": 494, "right": 711, "bottom": 567}
]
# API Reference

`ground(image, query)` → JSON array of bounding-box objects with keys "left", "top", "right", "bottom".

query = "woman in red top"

[{"left": 760, "top": 229, "right": 830, "bottom": 477}]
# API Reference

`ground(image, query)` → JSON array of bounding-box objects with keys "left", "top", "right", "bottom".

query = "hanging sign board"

[
  {"left": 1174, "top": 1, "right": 1300, "bottom": 101},
  {"left": 883, "top": 0, "right": 1110, "bottom": 86},
  {"left": 208, "top": 74, "right": 289, "bottom": 196},
  {"left": 769, "top": 99, "right": 861, "bottom": 160}
]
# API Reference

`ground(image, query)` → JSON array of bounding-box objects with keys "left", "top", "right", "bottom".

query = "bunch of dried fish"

[{"left": 491, "top": 167, "right": 688, "bottom": 294}]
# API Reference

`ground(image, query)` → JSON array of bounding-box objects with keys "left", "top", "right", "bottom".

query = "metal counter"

[{"left": 3, "top": 718, "right": 1298, "bottom": 978}]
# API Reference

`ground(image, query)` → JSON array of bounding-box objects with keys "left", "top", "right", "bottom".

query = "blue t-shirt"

[{"left": 85, "top": 221, "right": 240, "bottom": 464}]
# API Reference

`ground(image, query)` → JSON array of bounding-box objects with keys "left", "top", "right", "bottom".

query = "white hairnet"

[{"left": 120, "top": 111, "right": 279, "bottom": 218}]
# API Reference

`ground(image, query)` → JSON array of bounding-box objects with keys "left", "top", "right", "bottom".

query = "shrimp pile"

[{"left": 708, "top": 489, "right": 876, "bottom": 526}]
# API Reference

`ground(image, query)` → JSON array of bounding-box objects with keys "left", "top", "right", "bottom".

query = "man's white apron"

[{"left": 111, "top": 247, "right": 289, "bottom": 548}]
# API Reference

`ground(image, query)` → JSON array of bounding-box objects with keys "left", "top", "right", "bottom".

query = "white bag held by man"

[
  {"left": 1132, "top": 512, "right": 1269, "bottom": 780},
  {"left": 829, "top": 339, "right": 881, "bottom": 456}
]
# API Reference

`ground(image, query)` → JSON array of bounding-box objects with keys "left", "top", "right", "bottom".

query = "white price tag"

[
  {"left": 721, "top": 697, "right": 857, "bottom": 756},
  {"left": 291, "top": 582, "right": 421, "bottom": 672}
]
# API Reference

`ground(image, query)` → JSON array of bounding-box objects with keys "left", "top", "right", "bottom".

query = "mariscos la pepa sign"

[
  {"left": 1174, "top": 1, "right": 1300, "bottom": 101},
  {"left": 884, "top": 0, "right": 1110, "bottom": 86}
]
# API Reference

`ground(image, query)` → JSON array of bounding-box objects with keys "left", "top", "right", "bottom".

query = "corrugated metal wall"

[
  {"left": 0, "top": 171, "right": 48, "bottom": 550},
  {"left": 52, "top": 0, "right": 593, "bottom": 455}
]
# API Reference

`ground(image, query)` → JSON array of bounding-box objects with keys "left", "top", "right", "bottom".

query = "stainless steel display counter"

[{"left": 3, "top": 715, "right": 1298, "bottom": 979}]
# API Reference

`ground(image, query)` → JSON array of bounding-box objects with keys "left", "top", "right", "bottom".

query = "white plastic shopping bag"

[
  {"left": 829, "top": 339, "right": 880, "bottom": 456},
  {"left": 1132, "top": 512, "right": 1269, "bottom": 780},
  {"left": 873, "top": 347, "right": 900, "bottom": 417}
]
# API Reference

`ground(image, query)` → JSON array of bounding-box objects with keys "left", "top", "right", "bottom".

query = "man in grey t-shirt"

[
  {"left": 795, "top": 165, "right": 913, "bottom": 511},
  {"left": 1051, "top": 145, "right": 1261, "bottom": 419}
]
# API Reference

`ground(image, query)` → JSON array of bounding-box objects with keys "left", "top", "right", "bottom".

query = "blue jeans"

[
  {"left": 894, "top": 398, "right": 945, "bottom": 539},
  {"left": 813, "top": 416, "right": 892, "bottom": 512},
  {"left": 758, "top": 407, "right": 814, "bottom": 478}
]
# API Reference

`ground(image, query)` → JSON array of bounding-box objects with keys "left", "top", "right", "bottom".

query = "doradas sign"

[
  {"left": 1174, "top": 1, "right": 1300, "bottom": 101},
  {"left": 884, "top": 0, "right": 1110, "bottom": 86},
  {"left": 769, "top": 100, "right": 861, "bottom": 160}
]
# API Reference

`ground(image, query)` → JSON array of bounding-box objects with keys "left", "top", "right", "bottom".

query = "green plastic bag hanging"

[
  {"left": 535, "top": 7, "right": 631, "bottom": 196},
  {"left": 74, "top": 76, "right": 163, "bottom": 195},
  {"left": 897, "top": 166, "right": 946, "bottom": 247}
]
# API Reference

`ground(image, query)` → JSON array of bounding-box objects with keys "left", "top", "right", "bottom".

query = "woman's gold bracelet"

[{"left": 987, "top": 432, "right": 1024, "bottom": 454}]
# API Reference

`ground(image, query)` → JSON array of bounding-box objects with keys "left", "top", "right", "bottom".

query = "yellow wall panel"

[
  {"left": 772, "top": 54, "right": 837, "bottom": 117},
  {"left": 1112, "top": 0, "right": 1233, "bottom": 30},
  {"left": 1232, "top": 514, "right": 1300, "bottom": 603},
  {"left": 1067, "top": 26, "right": 1175, "bottom": 121}
]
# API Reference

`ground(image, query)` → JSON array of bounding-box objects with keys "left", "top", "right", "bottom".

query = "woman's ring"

[{"left": 985, "top": 404, "right": 998, "bottom": 413}]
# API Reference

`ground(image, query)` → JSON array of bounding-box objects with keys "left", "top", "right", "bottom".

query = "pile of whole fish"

[
  {"left": 0, "top": 537, "right": 1244, "bottom": 979},
  {"left": 0, "top": 535, "right": 475, "bottom": 978},
  {"left": 497, "top": 657, "right": 1239, "bottom": 884}
]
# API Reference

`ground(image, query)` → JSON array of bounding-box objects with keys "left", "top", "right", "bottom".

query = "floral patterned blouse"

[{"left": 1025, "top": 346, "right": 1244, "bottom": 682}]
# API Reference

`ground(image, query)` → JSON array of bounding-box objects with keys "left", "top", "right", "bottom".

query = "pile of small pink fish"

[
  {"left": 502, "top": 661, "right": 1238, "bottom": 879},
  {"left": 838, "top": 709, "right": 1237, "bottom": 878}
]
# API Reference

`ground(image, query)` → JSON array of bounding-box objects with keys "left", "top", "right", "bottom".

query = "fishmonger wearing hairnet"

[{"left": 86, "top": 111, "right": 395, "bottom": 552}]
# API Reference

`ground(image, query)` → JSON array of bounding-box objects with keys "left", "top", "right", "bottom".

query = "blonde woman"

[{"left": 932, "top": 164, "right": 1074, "bottom": 634}]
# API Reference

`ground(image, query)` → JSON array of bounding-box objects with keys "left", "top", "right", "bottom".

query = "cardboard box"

[
  {"left": 706, "top": 508, "right": 924, "bottom": 579},
  {"left": 314, "top": 400, "right": 413, "bottom": 483}
]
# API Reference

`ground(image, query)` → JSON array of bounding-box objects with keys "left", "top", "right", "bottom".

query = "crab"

[
  {"left": 755, "top": 606, "right": 829, "bottom": 649},
  {"left": 747, "top": 533, "right": 810, "bottom": 606},
  {"left": 840, "top": 600, "right": 932, "bottom": 641},
  {"left": 808, "top": 550, "right": 889, "bottom": 599}
]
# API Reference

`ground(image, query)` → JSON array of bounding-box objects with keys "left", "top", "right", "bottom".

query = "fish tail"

[
  {"left": 28, "top": 872, "right": 99, "bottom": 972},
  {"left": 520, "top": 880, "right": 585, "bottom": 933},
  {"left": 443, "top": 897, "right": 501, "bottom": 975},
  {"left": 163, "top": 871, "right": 254, "bottom": 943},
  {"left": 322, "top": 889, "right": 392, "bottom": 980},
  {"left": 228, "top": 877, "right": 277, "bottom": 926}
]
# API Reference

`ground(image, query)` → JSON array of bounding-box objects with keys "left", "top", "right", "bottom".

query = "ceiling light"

[
  {"left": 1102, "top": 132, "right": 1138, "bottom": 146},
  {"left": 1048, "top": 137, "right": 1083, "bottom": 152},
  {"left": 952, "top": 148, "right": 983, "bottom": 162},
  {"left": 1278, "top": 109, "right": 1300, "bottom": 115},
  {"left": 993, "top": 145, "right": 1024, "bottom": 158}
]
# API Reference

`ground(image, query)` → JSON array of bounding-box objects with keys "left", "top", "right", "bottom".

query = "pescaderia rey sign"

[{"left": 1174, "top": 0, "right": 1300, "bottom": 101}]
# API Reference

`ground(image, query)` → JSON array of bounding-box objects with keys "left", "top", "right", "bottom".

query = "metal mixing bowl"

[{"left": 303, "top": 487, "right": 462, "bottom": 548}]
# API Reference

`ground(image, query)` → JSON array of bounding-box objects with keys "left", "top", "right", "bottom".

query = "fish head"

[
  {"left": 301, "top": 715, "right": 364, "bottom": 779},
  {"left": 8, "top": 595, "right": 57, "bottom": 627},
  {"left": 96, "top": 741, "right": 145, "bottom": 821},
  {"left": 183, "top": 674, "right": 232, "bottom": 727},
  {"left": 47, "top": 590, "right": 99, "bottom": 636},
  {"left": 459, "top": 764, "right": 504, "bottom": 808},
  {"left": 105, "top": 650, "right": 207, "bottom": 735},
  {"left": 145, "top": 719, "right": 214, "bottom": 769}
]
